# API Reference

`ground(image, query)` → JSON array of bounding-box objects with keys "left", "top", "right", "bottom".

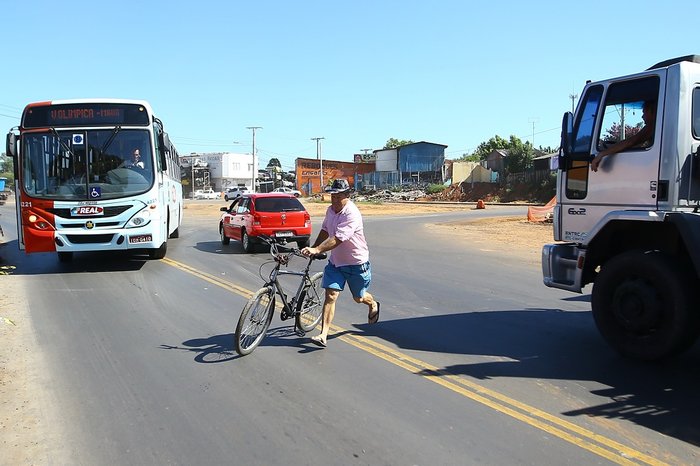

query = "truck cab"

[{"left": 543, "top": 55, "right": 700, "bottom": 360}]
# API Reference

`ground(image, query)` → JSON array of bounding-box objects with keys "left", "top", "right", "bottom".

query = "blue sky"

[{"left": 1, "top": 0, "right": 695, "bottom": 171}]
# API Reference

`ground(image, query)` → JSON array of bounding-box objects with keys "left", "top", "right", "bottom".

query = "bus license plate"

[
  {"left": 275, "top": 231, "right": 293, "bottom": 238},
  {"left": 129, "top": 234, "right": 152, "bottom": 244}
]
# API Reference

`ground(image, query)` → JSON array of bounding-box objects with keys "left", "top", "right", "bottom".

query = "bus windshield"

[{"left": 21, "top": 129, "right": 154, "bottom": 201}]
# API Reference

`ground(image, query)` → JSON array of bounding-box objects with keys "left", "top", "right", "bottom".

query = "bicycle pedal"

[{"left": 294, "top": 327, "right": 306, "bottom": 337}]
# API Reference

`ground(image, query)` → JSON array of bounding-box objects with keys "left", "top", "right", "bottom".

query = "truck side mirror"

[
  {"left": 556, "top": 112, "right": 573, "bottom": 170},
  {"left": 560, "top": 112, "right": 573, "bottom": 157}
]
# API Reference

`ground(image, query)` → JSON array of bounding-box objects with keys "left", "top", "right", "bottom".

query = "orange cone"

[{"left": 476, "top": 199, "right": 485, "bottom": 209}]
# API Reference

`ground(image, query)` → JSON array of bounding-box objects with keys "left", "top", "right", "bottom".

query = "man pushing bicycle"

[{"left": 300, "top": 179, "right": 380, "bottom": 348}]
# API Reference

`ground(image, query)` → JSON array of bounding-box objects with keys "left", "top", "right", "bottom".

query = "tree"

[
  {"left": 504, "top": 135, "right": 534, "bottom": 173},
  {"left": 383, "top": 138, "right": 414, "bottom": 149},
  {"left": 603, "top": 122, "right": 643, "bottom": 144},
  {"left": 0, "top": 153, "right": 13, "bottom": 183},
  {"left": 472, "top": 135, "right": 509, "bottom": 160},
  {"left": 266, "top": 158, "right": 282, "bottom": 169},
  {"left": 457, "top": 153, "right": 481, "bottom": 162},
  {"left": 466, "top": 134, "right": 534, "bottom": 174}
]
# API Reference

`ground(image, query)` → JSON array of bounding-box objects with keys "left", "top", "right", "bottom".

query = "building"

[
  {"left": 368, "top": 141, "right": 447, "bottom": 188},
  {"left": 295, "top": 157, "right": 375, "bottom": 195},
  {"left": 180, "top": 152, "right": 258, "bottom": 194}
]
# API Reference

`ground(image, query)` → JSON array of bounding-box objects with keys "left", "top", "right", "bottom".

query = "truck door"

[{"left": 560, "top": 73, "right": 664, "bottom": 242}]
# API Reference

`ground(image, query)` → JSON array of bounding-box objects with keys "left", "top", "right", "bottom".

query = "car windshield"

[
  {"left": 21, "top": 129, "right": 154, "bottom": 200},
  {"left": 254, "top": 197, "right": 304, "bottom": 212}
]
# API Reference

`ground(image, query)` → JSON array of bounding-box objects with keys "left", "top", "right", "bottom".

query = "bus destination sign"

[{"left": 22, "top": 103, "right": 150, "bottom": 128}]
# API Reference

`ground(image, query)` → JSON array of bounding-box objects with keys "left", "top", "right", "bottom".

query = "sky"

[{"left": 0, "top": 0, "right": 696, "bottom": 172}]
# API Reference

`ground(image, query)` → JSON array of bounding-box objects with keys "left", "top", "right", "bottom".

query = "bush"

[{"left": 426, "top": 183, "right": 446, "bottom": 194}]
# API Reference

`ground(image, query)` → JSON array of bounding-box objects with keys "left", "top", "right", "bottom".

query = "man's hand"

[
  {"left": 301, "top": 246, "right": 320, "bottom": 257},
  {"left": 591, "top": 153, "right": 605, "bottom": 172}
]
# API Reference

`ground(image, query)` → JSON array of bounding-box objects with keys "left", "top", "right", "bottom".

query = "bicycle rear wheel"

[
  {"left": 235, "top": 287, "right": 275, "bottom": 356},
  {"left": 296, "top": 272, "right": 324, "bottom": 332}
]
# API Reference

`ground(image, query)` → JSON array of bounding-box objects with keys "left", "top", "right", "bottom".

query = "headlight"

[{"left": 126, "top": 208, "right": 152, "bottom": 228}]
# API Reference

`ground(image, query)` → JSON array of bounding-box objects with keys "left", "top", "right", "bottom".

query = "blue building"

[{"left": 368, "top": 141, "right": 447, "bottom": 188}]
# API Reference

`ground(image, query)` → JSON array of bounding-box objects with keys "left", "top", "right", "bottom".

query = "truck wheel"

[{"left": 592, "top": 251, "right": 699, "bottom": 361}]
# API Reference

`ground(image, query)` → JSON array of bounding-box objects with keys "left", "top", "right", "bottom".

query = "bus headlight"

[{"left": 126, "top": 208, "right": 152, "bottom": 228}]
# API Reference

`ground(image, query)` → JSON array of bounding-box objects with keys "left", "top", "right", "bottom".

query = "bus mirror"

[
  {"left": 6, "top": 132, "right": 17, "bottom": 158},
  {"left": 560, "top": 112, "right": 573, "bottom": 158}
]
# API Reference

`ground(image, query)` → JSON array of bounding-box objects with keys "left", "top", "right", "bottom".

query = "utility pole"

[
  {"left": 311, "top": 137, "right": 325, "bottom": 193},
  {"left": 528, "top": 117, "right": 539, "bottom": 148},
  {"left": 246, "top": 126, "right": 262, "bottom": 192},
  {"left": 191, "top": 155, "right": 195, "bottom": 199},
  {"left": 569, "top": 93, "right": 578, "bottom": 114}
]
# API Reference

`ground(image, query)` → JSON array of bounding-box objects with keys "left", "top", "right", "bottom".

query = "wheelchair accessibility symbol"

[{"left": 90, "top": 187, "right": 102, "bottom": 198}]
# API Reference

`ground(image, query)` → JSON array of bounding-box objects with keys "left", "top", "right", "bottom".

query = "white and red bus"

[{"left": 5, "top": 99, "right": 183, "bottom": 262}]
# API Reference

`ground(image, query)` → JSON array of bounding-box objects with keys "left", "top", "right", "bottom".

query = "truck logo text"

[{"left": 567, "top": 208, "right": 587, "bottom": 215}]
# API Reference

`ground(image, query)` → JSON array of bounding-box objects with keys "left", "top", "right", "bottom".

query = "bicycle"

[{"left": 235, "top": 235, "right": 327, "bottom": 356}]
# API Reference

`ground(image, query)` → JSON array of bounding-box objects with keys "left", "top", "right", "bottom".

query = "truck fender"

[{"left": 665, "top": 212, "right": 700, "bottom": 277}]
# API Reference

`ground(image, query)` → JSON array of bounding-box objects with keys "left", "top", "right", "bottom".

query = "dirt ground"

[{"left": 0, "top": 198, "right": 553, "bottom": 463}]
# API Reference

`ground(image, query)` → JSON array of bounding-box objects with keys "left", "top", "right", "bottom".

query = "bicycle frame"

[{"left": 267, "top": 255, "right": 318, "bottom": 321}]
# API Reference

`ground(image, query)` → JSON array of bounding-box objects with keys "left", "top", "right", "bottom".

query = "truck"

[{"left": 542, "top": 55, "right": 700, "bottom": 361}]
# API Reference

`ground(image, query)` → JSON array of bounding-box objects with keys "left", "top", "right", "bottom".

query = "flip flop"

[
  {"left": 310, "top": 335, "right": 327, "bottom": 348},
  {"left": 368, "top": 302, "right": 380, "bottom": 324}
]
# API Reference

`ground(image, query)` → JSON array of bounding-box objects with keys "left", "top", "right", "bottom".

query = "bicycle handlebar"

[{"left": 258, "top": 235, "right": 327, "bottom": 261}]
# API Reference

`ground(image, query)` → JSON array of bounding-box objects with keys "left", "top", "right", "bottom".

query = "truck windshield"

[{"left": 21, "top": 129, "right": 154, "bottom": 201}]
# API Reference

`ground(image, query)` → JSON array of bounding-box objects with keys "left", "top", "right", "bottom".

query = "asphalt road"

[{"left": 1, "top": 200, "right": 699, "bottom": 465}]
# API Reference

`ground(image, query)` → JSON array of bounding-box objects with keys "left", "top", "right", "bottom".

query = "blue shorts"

[{"left": 322, "top": 261, "right": 372, "bottom": 299}]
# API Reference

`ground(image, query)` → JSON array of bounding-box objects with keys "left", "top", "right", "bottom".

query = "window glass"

[
  {"left": 693, "top": 87, "right": 700, "bottom": 139},
  {"left": 572, "top": 85, "right": 603, "bottom": 154},
  {"left": 254, "top": 197, "right": 304, "bottom": 212},
  {"left": 237, "top": 198, "right": 249, "bottom": 214},
  {"left": 566, "top": 160, "right": 590, "bottom": 199},
  {"left": 21, "top": 129, "right": 153, "bottom": 200},
  {"left": 597, "top": 76, "right": 659, "bottom": 151}
]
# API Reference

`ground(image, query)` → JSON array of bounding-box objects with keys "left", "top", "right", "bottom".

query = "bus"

[{"left": 5, "top": 99, "right": 183, "bottom": 262}]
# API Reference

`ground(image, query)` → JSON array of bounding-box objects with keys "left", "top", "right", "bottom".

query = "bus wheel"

[
  {"left": 148, "top": 241, "right": 167, "bottom": 259},
  {"left": 58, "top": 252, "right": 74, "bottom": 263}
]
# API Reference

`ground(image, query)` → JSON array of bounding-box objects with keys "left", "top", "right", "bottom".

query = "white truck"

[{"left": 542, "top": 55, "right": 700, "bottom": 361}]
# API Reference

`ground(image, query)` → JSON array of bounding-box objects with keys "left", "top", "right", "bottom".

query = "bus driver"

[{"left": 120, "top": 148, "right": 145, "bottom": 169}]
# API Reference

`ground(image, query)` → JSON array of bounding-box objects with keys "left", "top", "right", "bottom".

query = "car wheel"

[
  {"left": 242, "top": 230, "right": 255, "bottom": 253},
  {"left": 220, "top": 224, "right": 230, "bottom": 245}
]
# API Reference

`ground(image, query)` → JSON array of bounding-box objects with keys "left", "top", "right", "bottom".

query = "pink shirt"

[{"left": 322, "top": 200, "right": 369, "bottom": 266}]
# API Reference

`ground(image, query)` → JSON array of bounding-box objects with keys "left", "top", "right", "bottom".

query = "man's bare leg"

[{"left": 312, "top": 289, "right": 339, "bottom": 346}]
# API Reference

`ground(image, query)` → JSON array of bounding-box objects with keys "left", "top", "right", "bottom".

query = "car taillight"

[
  {"left": 253, "top": 213, "right": 261, "bottom": 226},
  {"left": 304, "top": 211, "right": 310, "bottom": 226}
]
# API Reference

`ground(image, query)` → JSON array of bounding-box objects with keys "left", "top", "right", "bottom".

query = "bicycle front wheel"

[
  {"left": 235, "top": 287, "right": 275, "bottom": 356},
  {"left": 296, "top": 272, "right": 324, "bottom": 332}
]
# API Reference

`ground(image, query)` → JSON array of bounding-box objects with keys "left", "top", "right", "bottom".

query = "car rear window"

[{"left": 254, "top": 197, "right": 305, "bottom": 212}]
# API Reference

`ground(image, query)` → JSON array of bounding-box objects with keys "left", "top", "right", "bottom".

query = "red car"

[{"left": 219, "top": 193, "right": 312, "bottom": 253}]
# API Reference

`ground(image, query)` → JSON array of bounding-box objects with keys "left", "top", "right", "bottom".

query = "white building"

[{"left": 181, "top": 152, "right": 258, "bottom": 192}]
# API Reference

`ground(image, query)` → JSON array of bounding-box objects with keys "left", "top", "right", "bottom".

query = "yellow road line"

[{"left": 162, "top": 257, "right": 669, "bottom": 466}]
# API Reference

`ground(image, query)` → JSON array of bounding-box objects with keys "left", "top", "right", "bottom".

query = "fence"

[{"left": 504, "top": 169, "right": 553, "bottom": 185}]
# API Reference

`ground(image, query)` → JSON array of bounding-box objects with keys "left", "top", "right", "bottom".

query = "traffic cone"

[{"left": 476, "top": 199, "right": 485, "bottom": 209}]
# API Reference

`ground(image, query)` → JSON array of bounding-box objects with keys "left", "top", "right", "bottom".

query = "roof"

[
  {"left": 243, "top": 192, "right": 296, "bottom": 199},
  {"left": 396, "top": 140, "right": 448, "bottom": 149}
]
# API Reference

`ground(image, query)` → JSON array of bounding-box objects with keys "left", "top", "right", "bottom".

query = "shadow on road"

[
  {"left": 355, "top": 308, "right": 700, "bottom": 447},
  {"left": 0, "top": 239, "right": 148, "bottom": 275}
]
